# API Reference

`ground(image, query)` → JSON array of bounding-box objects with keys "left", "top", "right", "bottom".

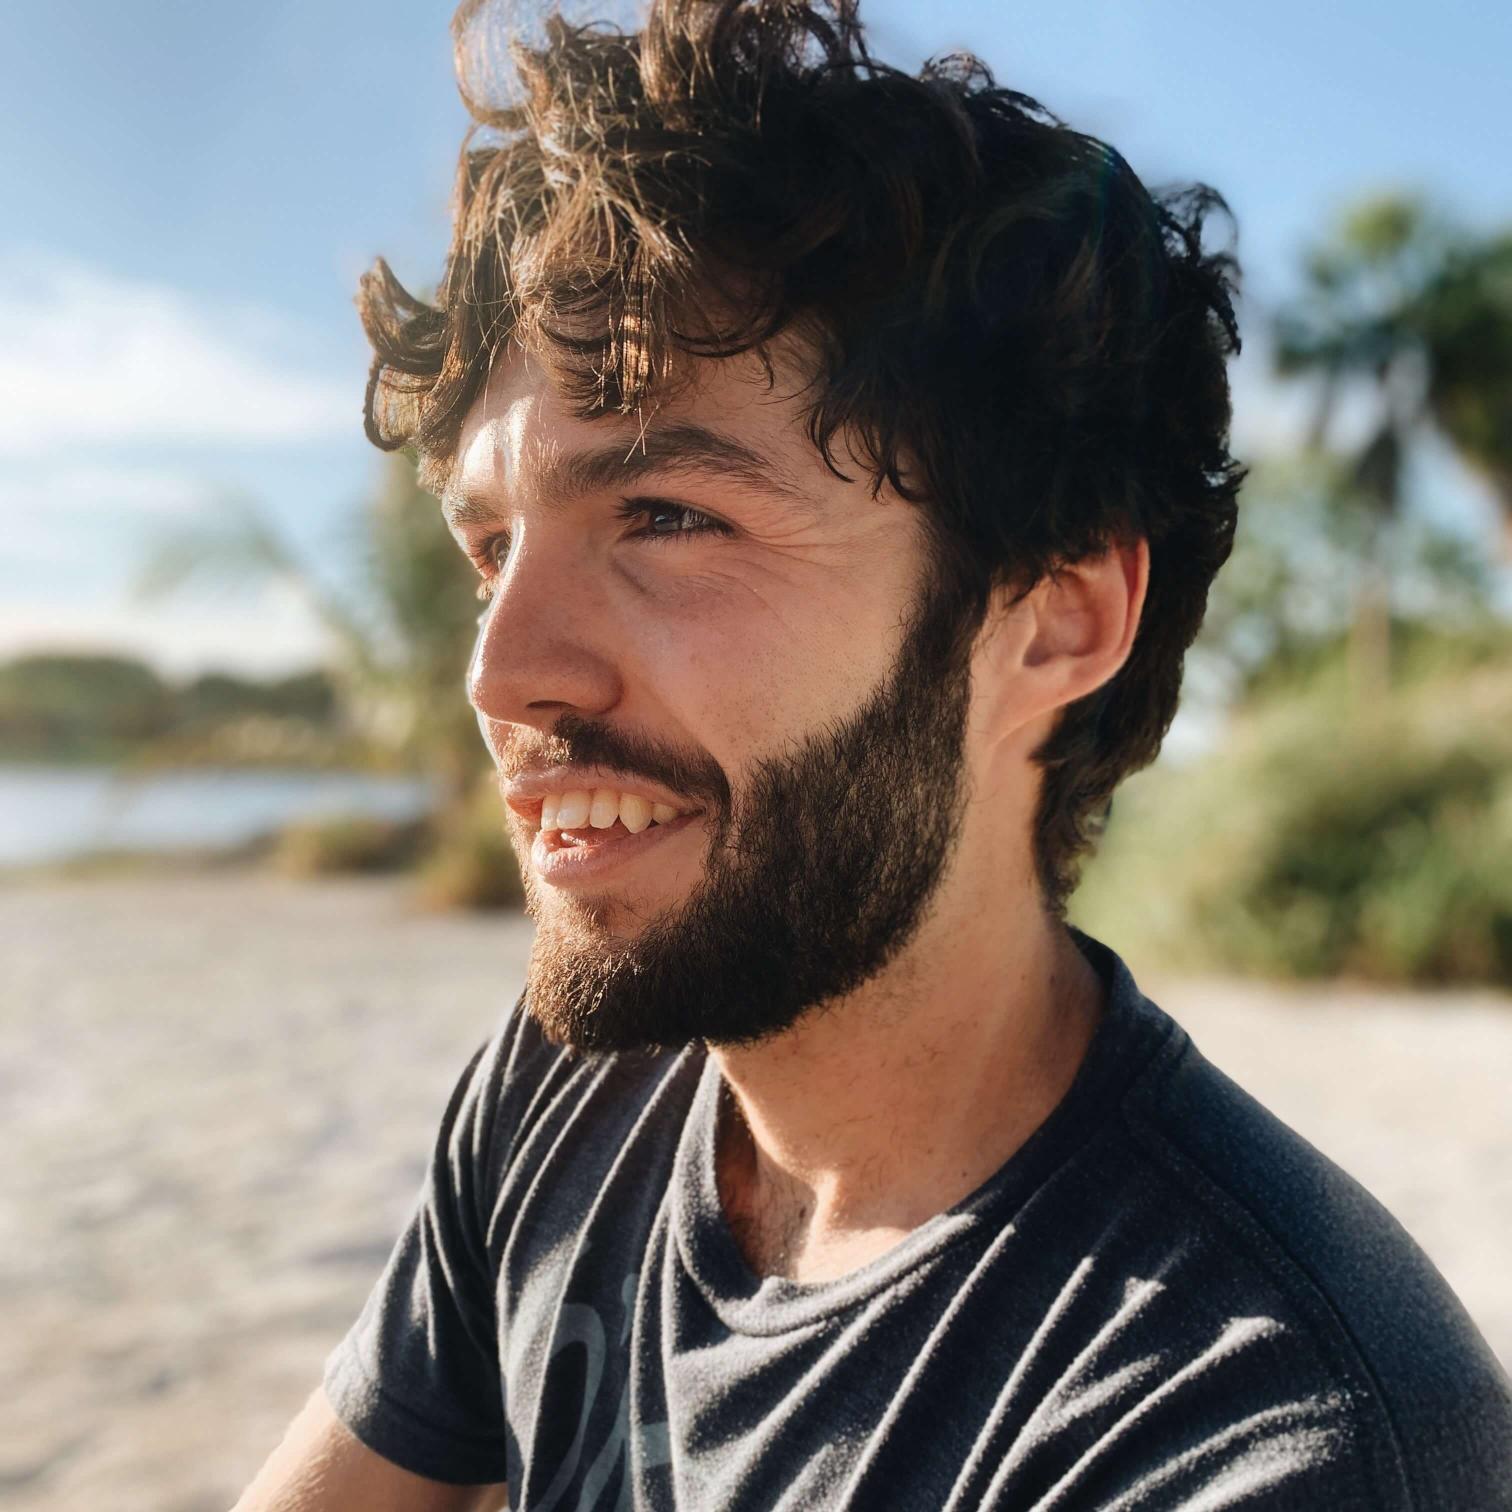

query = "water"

[{"left": 0, "top": 765, "right": 437, "bottom": 867}]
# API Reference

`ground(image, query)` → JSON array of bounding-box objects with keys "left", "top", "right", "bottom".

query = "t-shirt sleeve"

[{"left": 322, "top": 1028, "right": 512, "bottom": 1485}]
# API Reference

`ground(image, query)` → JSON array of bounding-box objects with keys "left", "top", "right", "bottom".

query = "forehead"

[{"left": 449, "top": 343, "right": 835, "bottom": 508}]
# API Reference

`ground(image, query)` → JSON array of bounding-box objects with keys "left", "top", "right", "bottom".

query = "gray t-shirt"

[{"left": 324, "top": 927, "right": 1512, "bottom": 1509}]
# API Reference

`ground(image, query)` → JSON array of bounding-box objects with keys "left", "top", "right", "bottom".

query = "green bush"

[
  {"left": 415, "top": 778, "right": 526, "bottom": 911},
  {"left": 272, "top": 815, "right": 429, "bottom": 877},
  {"left": 0, "top": 652, "right": 175, "bottom": 759},
  {"left": 1072, "top": 639, "right": 1512, "bottom": 987},
  {"left": 267, "top": 778, "right": 525, "bottom": 909}
]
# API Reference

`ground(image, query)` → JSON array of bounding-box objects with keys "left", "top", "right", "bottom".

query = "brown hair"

[{"left": 359, "top": 0, "right": 1245, "bottom": 919}]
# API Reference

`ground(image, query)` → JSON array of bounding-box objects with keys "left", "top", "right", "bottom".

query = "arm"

[{"left": 233, "top": 1386, "right": 509, "bottom": 1512}]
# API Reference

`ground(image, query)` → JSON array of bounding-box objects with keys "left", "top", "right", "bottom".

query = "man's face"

[{"left": 449, "top": 347, "right": 979, "bottom": 1053}]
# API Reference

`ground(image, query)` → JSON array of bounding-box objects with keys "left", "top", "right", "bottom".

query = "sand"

[{"left": 1, "top": 873, "right": 1506, "bottom": 1511}]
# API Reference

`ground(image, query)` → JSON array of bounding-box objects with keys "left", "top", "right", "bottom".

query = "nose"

[{"left": 467, "top": 534, "right": 623, "bottom": 733}]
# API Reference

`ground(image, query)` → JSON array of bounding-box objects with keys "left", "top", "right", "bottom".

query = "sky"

[{"left": 2, "top": 0, "right": 1509, "bottom": 675}]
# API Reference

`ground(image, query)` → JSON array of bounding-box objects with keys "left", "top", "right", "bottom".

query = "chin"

[{"left": 524, "top": 861, "right": 684, "bottom": 923}]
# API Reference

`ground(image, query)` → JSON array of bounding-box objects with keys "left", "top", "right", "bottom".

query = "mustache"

[{"left": 488, "top": 710, "right": 731, "bottom": 812}]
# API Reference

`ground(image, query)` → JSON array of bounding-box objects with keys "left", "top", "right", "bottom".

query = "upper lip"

[{"left": 501, "top": 766, "right": 705, "bottom": 823}]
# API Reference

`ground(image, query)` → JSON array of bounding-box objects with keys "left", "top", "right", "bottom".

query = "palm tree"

[
  {"left": 1274, "top": 198, "right": 1512, "bottom": 704},
  {"left": 1418, "top": 232, "right": 1512, "bottom": 549},
  {"left": 139, "top": 454, "right": 487, "bottom": 808}
]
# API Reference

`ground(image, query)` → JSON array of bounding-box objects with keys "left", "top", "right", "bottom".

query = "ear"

[{"left": 970, "top": 536, "right": 1150, "bottom": 753}]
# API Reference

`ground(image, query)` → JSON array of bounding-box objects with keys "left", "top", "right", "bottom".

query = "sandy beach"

[{"left": 2, "top": 872, "right": 1507, "bottom": 1511}]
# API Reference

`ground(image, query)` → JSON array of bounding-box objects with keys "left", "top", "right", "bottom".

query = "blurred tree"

[
  {"left": 359, "top": 453, "right": 491, "bottom": 805},
  {"left": 179, "top": 669, "right": 338, "bottom": 726},
  {"left": 1193, "top": 452, "right": 1497, "bottom": 706},
  {"left": 0, "top": 653, "right": 175, "bottom": 759},
  {"left": 1074, "top": 619, "right": 1512, "bottom": 987},
  {"left": 139, "top": 454, "right": 488, "bottom": 806},
  {"left": 1419, "top": 232, "right": 1512, "bottom": 541},
  {"left": 0, "top": 654, "right": 345, "bottom": 765},
  {"left": 1275, "top": 198, "right": 1512, "bottom": 705}
]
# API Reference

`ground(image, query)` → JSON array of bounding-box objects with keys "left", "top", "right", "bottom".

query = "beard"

[{"left": 513, "top": 573, "right": 976, "bottom": 1055}]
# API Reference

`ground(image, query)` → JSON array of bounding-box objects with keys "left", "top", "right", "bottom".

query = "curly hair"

[{"left": 359, "top": 0, "right": 1245, "bottom": 920}]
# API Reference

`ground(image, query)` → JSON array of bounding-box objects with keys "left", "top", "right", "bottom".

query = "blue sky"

[{"left": 3, "top": 0, "right": 1509, "bottom": 673}]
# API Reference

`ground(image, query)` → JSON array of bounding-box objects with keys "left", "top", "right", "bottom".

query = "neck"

[{"left": 710, "top": 856, "right": 1105, "bottom": 1283}]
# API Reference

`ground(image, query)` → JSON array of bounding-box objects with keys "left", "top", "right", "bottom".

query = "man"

[{"left": 236, "top": 0, "right": 1512, "bottom": 1507}]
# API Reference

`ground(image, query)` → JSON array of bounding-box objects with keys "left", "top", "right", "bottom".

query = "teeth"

[
  {"left": 619, "top": 793, "right": 652, "bottom": 834},
  {"left": 554, "top": 789, "right": 591, "bottom": 828},
  {"left": 538, "top": 787, "right": 688, "bottom": 834}
]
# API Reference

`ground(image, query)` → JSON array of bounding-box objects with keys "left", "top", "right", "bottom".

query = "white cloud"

[
  {"left": 0, "top": 459, "right": 221, "bottom": 578},
  {"left": 0, "top": 461, "right": 213, "bottom": 519},
  {"left": 0, "top": 581, "right": 331, "bottom": 677},
  {"left": 0, "top": 254, "right": 356, "bottom": 456}
]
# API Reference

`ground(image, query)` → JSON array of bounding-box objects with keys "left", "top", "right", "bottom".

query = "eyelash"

[{"left": 472, "top": 499, "right": 730, "bottom": 602}]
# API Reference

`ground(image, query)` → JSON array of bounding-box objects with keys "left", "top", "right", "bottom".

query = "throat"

[
  {"left": 717, "top": 1157, "right": 813, "bottom": 1282},
  {"left": 715, "top": 1084, "right": 805, "bottom": 1278},
  {"left": 714, "top": 1083, "right": 910, "bottom": 1283}
]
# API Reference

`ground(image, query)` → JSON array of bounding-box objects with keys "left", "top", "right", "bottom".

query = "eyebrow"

[{"left": 441, "top": 421, "right": 819, "bottom": 531}]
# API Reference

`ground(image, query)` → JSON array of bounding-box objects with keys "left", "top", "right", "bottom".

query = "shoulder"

[{"left": 1118, "top": 1010, "right": 1512, "bottom": 1509}]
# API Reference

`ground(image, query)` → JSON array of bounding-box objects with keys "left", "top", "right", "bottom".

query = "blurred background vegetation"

[
  {"left": 5, "top": 194, "right": 1510, "bottom": 978},
  {"left": 1077, "top": 197, "right": 1512, "bottom": 984}
]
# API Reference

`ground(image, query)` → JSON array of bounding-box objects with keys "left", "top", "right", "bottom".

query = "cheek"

[
  {"left": 616, "top": 544, "right": 916, "bottom": 747},
  {"left": 635, "top": 608, "right": 797, "bottom": 755},
  {"left": 639, "top": 604, "right": 895, "bottom": 770}
]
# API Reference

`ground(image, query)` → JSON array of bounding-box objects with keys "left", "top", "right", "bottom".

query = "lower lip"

[{"left": 529, "top": 812, "right": 703, "bottom": 886}]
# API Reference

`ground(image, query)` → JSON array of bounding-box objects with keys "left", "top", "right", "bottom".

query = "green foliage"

[
  {"left": 1144, "top": 195, "right": 1512, "bottom": 982},
  {"left": 1241, "top": 196, "right": 1512, "bottom": 718},
  {"left": 138, "top": 455, "right": 490, "bottom": 802},
  {"left": 272, "top": 815, "right": 430, "bottom": 877},
  {"left": 1193, "top": 454, "right": 1498, "bottom": 702},
  {"left": 1420, "top": 233, "right": 1512, "bottom": 515},
  {"left": 179, "top": 669, "right": 337, "bottom": 726},
  {"left": 0, "top": 652, "right": 344, "bottom": 765},
  {"left": 1072, "top": 630, "right": 1512, "bottom": 987},
  {"left": 352, "top": 452, "right": 492, "bottom": 804},
  {"left": 0, "top": 653, "right": 175, "bottom": 759},
  {"left": 1276, "top": 194, "right": 1512, "bottom": 532},
  {"left": 261, "top": 775, "right": 525, "bottom": 905},
  {"left": 415, "top": 774, "right": 526, "bottom": 911}
]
